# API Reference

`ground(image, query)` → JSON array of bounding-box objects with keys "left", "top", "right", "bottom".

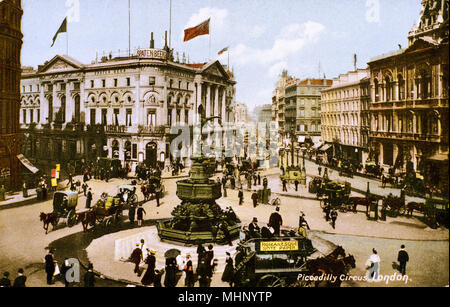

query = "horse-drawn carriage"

[
  {"left": 308, "top": 176, "right": 326, "bottom": 196},
  {"left": 364, "top": 161, "right": 382, "bottom": 178},
  {"left": 339, "top": 160, "right": 354, "bottom": 178},
  {"left": 319, "top": 180, "right": 352, "bottom": 212},
  {"left": 233, "top": 236, "right": 316, "bottom": 287},
  {"left": 40, "top": 191, "right": 79, "bottom": 233},
  {"left": 141, "top": 176, "right": 165, "bottom": 201}
]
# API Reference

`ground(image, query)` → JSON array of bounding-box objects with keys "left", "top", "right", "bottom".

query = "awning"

[
  {"left": 312, "top": 142, "right": 323, "bottom": 150},
  {"left": 17, "top": 154, "right": 39, "bottom": 174},
  {"left": 298, "top": 136, "right": 305, "bottom": 143},
  {"left": 319, "top": 144, "right": 332, "bottom": 152},
  {"left": 426, "top": 153, "right": 449, "bottom": 162}
]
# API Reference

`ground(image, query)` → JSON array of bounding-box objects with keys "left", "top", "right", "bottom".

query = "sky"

[{"left": 21, "top": 0, "right": 423, "bottom": 112}]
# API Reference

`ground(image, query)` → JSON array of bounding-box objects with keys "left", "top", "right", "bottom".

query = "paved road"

[{"left": 0, "top": 173, "right": 447, "bottom": 287}]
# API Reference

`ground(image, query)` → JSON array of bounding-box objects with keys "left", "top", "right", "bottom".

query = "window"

[
  {"left": 37, "top": 109, "right": 40, "bottom": 123},
  {"left": 90, "top": 109, "right": 96, "bottom": 125},
  {"left": 176, "top": 109, "right": 181, "bottom": 123},
  {"left": 74, "top": 82, "right": 79, "bottom": 90},
  {"left": 23, "top": 109, "right": 26, "bottom": 123},
  {"left": 37, "top": 84, "right": 40, "bottom": 92},
  {"left": 61, "top": 96, "right": 66, "bottom": 122},
  {"left": 29, "top": 85, "right": 32, "bottom": 92},
  {"left": 126, "top": 109, "right": 132, "bottom": 126},
  {"left": 186, "top": 82, "right": 189, "bottom": 90},
  {"left": 90, "top": 80, "right": 94, "bottom": 88},
  {"left": 30, "top": 109, "right": 33, "bottom": 123},
  {"left": 169, "top": 79, "right": 173, "bottom": 88},
  {"left": 147, "top": 110, "right": 157, "bottom": 127},
  {"left": 101, "top": 109, "right": 107, "bottom": 125},
  {"left": 185, "top": 110, "right": 189, "bottom": 124},
  {"left": 127, "top": 78, "right": 131, "bottom": 86},
  {"left": 113, "top": 109, "right": 120, "bottom": 126},
  {"left": 132, "top": 144, "right": 137, "bottom": 159},
  {"left": 168, "top": 109, "right": 172, "bottom": 125},
  {"left": 179, "top": 81, "right": 181, "bottom": 89},
  {"left": 114, "top": 79, "right": 118, "bottom": 87},
  {"left": 61, "top": 83, "right": 66, "bottom": 91},
  {"left": 149, "top": 76, "right": 155, "bottom": 86},
  {"left": 102, "top": 79, "right": 106, "bottom": 88}
]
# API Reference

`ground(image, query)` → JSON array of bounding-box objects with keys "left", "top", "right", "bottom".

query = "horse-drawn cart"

[
  {"left": 233, "top": 236, "right": 316, "bottom": 287},
  {"left": 92, "top": 193, "right": 125, "bottom": 226},
  {"left": 52, "top": 191, "right": 79, "bottom": 227},
  {"left": 319, "top": 180, "right": 352, "bottom": 212},
  {"left": 117, "top": 184, "right": 138, "bottom": 207}
]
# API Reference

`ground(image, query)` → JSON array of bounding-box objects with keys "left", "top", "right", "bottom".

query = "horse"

[
  {"left": 348, "top": 197, "right": 374, "bottom": 214},
  {"left": 406, "top": 202, "right": 424, "bottom": 216},
  {"left": 39, "top": 212, "right": 58, "bottom": 234},
  {"left": 140, "top": 184, "right": 150, "bottom": 201},
  {"left": 307, "top": 254, "right": 356, "bottom": 287},
  {"left": 77, "top": 210, "right": 97, "bottom": 232}
]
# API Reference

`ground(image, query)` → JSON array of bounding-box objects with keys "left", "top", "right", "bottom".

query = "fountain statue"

[{"left": 156, "top": 105, "right": 241, "bottom": 245}]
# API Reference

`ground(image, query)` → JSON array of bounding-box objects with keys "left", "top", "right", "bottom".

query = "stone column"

[
  {"left": 221, "top": 87, "right": 226, "bottom": 123},
  {"left": 206, "top": 83, "right": 211, "bottom": 117},
  {"left": 65, "top": 81, "right": 72, "bottom": 123},
  {"left": 52, "top": 82, "right": 58, "bottom": 121},
  {"left": 80, "top": 78, "right": 86, "bottom": 124},
  {"left": 214, "top": 85, "right": 219, "bottom": 117},
  {"left": 39, "top": 83, "right": 46, "bottom": 125}
]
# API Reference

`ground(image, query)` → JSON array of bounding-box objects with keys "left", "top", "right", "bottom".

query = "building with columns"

[
  {"left": 19, "top": 35, "right": 236, "bottom": 172},
  {"left": 321, "top": 69, "right": 370, "bottom": 165},
  {"left": 0, "top": 0, "right": 23, "bottom": 190},
  {"left": 367, "top": 0, "right": 448, "bottom": 196}
]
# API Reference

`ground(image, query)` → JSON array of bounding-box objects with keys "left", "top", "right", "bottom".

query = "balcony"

[
  {"left": 371, "top": 130, "right": 446, "bottom": 143},
  {"left": 137, "top": 125, "right": 168, "bottom": 136}
]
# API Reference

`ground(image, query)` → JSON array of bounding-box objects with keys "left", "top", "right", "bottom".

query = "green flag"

[{"left": 51, "top": 18, "right": 67, "bottom": 47}]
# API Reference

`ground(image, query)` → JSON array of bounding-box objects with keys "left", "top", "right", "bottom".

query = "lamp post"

[
  {"left": 290, "top": 128, "right": 296, "bottom": 167},
  {"left": 295, "top": 145, "right": 301, "bottom": 167}
]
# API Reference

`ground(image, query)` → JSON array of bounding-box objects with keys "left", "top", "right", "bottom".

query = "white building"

[
  {"left": 320, "top": 69, "right": 370, "bottom": 165},
  {"left": 20, "top": 36, "right": 236, "bottom": 171}
]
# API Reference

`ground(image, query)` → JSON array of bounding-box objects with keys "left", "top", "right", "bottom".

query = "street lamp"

[{"left": 295, "top": 145, "right": 301, "bottom": 167}]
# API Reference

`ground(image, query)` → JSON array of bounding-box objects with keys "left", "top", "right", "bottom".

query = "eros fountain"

[{"left": 156, "top": 106, "right": 241, "bottom": 245}]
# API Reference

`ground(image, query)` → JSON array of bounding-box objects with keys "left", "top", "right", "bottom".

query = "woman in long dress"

[
  {"left": 141, "top": 250, "right": 156, "bottom": 286},
  {"left": 365, "top": 248, "right": 381, "bottom": 282},
  {"left": 221, "top": 252, "right": 235, "bottom": 287}
]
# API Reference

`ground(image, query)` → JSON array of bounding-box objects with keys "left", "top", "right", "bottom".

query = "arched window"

[
  {"left": 385, "top": 76, "right": 392, "bottom": 102},
  {"left": 374, "top": 79, "right": 380, "bottom": 102}
]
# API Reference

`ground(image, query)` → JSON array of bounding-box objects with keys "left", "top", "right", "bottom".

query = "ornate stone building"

[
  {"left": 20, "top": 34, "right": 236, "bottom": 172},
  {"left": 0, "top": 0, "right": 23, "bottom": 190},
  {"left": 368, "top": 0, "right": 448, "bottom": 196},
  {"left": 285, "top": 78, "right": 332, "bottom": 145},
  {"left": 321, "top": 69, "right": 370, "bottom": 165}
]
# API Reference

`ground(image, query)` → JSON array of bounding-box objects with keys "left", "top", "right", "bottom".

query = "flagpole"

[
  {"left": 169, "top": 0, "right": 172, "bottom": 49},
  {"left": 209, "top": 23, "right": 211, "bottom": 61},
  {"left": 66, "top": 18, "right": 69, "bottom": 56},
  {"left": 128, "top": 0, "right": 131, "bottom": 56}
]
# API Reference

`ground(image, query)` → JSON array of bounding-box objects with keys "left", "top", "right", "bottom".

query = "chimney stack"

[{"left": 150, "top": 32, "right": 155, "bottom": 49}]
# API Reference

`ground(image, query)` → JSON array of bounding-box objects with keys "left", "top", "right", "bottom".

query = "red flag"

[
  {"left": 218, "top": 47, "right": 229, "bottom": 55},
  {"left": 184, "top": 18, "right": 210, "bottom": 42}
]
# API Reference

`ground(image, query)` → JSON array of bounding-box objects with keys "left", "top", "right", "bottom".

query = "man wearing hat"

[
  {"left": 13, "top": 269, "right": 26, "bottom": 287},
  {"left": 44, "top": 248, "right": 56, "bottom": 285},
  {"left": 86, "top": 188, "right": 93, "bottom": 209},
  {"left": 0, "top": 272, "right": 11, "bottom": 287},
  {"left": 248, "top": 217, "right": 260, "bottom": 238},
  {"left": 130, "top": 243, "right": 143, "bottom": 276},
  {"left": 222, "top": 252, "right": 235, "bottom": 287},
  {"left": 268, "top": 207, "right": 283, "bottom": 237}
]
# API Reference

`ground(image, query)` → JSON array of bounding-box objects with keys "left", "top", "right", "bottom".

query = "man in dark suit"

[
  {"left": 44, "top": 249, "right": 56, "bottom": 285},
  {"left": 84, "top": 263, "right": 95, "bottom": 287},
  {"left": 268, "top": 207, "right": 283, "bottom": 236},
  {"left": 13, "top": 269, "right": 26, "bottom": 287},
  {"left": 86, "top": 188, "right": 93, "bottom": 209},
  {"left": 251, "top": 191, "right": 258, "bottom": 208},
  {"left": 397, "top": 245, "right": 409, "bottom": 276},
  {"left": 0, "top": 272, "right": 11, "bottom": 287},
  {"left": 238, "top": 189, "right": 244, "bottom": 206},
  {"left": 130, "top": 244, "right": 143, "bottom": 276},
  {"left": 248, "top": 217, "right": 260, "bottom": 238}
]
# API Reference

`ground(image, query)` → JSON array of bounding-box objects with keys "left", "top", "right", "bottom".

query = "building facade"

[
  {"left": 0, "top": 0, "right": 23, "bottom": 190},
  {"left": 271, "top": 70, "right": 293, "bottom": 143},
  {"left": 321, "top": 69, "right": 370, "bottom": 165},
  {"left": 234, "top": 103, "right": 250, "bottom": 124},
  {"left": 20, "top": 35, "right": 236, "bottom": 172},
  {"left": 285, "top": 78, "right": 332, "bottom": 145},
  {"left": 367, "top": 0, "right": 448, "bottom": 196}
]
